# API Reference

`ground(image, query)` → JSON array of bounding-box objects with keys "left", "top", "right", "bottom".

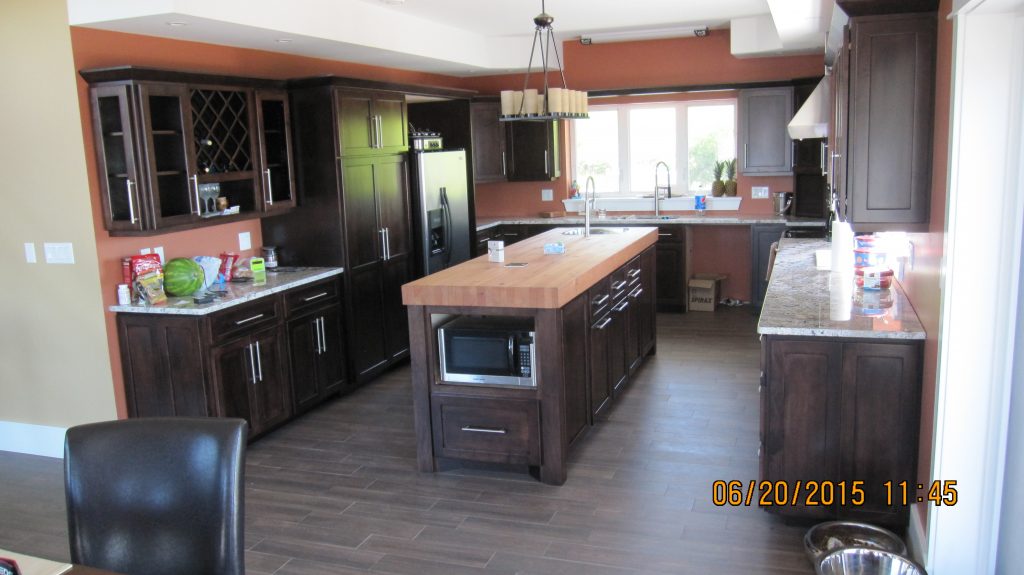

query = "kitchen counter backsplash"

[
  {"left": 757, "top": 238, "right": 924, "bottom": 340},
  {"left": 476, "top": 214, "right": 825, "bottom": 231},
  {"left": 110, "top": 267, "right": 343, "bottom": 316}
]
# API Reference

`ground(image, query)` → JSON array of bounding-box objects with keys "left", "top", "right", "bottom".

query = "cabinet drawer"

[
  {"left": 655, "top": 225, "right": 684, "bottom": 244},
  {"left": 611, "top": 267, "right": 630, "bottom": 301},
  {"left": 210, "top": 297, "right": 280, "bottom": 343},
  {"left": 589, "top": 277, "right": 612, "bottom": 318},
  {"left": 431, "top": 395, "right": 540, "bottom": 465},
  {"left": 285, "top": 278, "right": 340, "bottom": 315}
]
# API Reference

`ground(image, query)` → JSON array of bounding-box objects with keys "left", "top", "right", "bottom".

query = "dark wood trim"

[
  {"left": 408, "top": 305, "right": 437, "bottom": 472},
  {"left": 536, "top": 307, "right": 567, "bottom": 485},
  {"left": 287, "top": 75, "right": 477, "bottom": 100},
  {"left": 587, "top": 77, "right": 824, "bottom": 99},
  {"left": 837, "top": 0, "right": 938, "bottom": 17},
  {"left": 79, "top": 65, "right": 287, "bottom": 89}
]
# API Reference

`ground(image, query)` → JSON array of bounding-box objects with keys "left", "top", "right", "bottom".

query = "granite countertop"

[
  {"left": 110, "top": 266, "right": 344, "bottom": 316},
  {"left": 756, "top": 239, "right": 925, "bottom": 340},
  {"left": 476, "top": 215, "right": 825, "bottom": 231}
]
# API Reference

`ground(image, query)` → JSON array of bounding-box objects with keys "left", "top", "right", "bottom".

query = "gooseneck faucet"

[
  {"left": 654, "top": 161, "right": 672, "bottom": 217},
  {"left": 584, "top": 176, "right": 597, "bottom": 238}
]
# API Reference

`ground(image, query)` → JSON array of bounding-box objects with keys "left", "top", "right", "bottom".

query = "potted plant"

[
  {"left": 711, "top": 160, "right": 726, "bottom": 197},
  {"left": 724, "top": 158, "right": 737, "bottom": 197}
]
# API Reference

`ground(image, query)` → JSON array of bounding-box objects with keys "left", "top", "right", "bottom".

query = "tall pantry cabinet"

[{"left": 261, "top": 79, "right": 412, "bottom": 384}]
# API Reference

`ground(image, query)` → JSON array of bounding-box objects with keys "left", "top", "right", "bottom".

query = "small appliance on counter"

[{"left": 409, "top": 130, "right": 443, "bottom": 151}]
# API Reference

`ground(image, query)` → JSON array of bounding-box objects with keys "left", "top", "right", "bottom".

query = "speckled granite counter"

[
  {"left": 756, "top": 239, "right": 924, "bottom": 339},
  {"left": 476, "top": 214, "right": 825, "bottom": 231},
  {"left": 109, "top": 266, "right": 343, "bottom": 316}
]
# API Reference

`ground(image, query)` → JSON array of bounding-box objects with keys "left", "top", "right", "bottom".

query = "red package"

[
  {"left": 130, "top": 254, "right": 162, "bottom": 283},
  {"left": 219, "top": 252, "right": 238, "bottom": 282}
]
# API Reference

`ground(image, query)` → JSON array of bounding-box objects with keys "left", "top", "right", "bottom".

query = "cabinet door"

[
  {"left": 212, "top": 336, "right": 257, "bottom": 433},
  {"left": 336, "top": 92, "right": 375, "bottom": 157},
  {"left": 656, "top": 240, "right": 685, "bottom": 313},
  {"left": 839, "top": 342, "right": 921, "bottom": 523},
  {"left": 255, "top": 90, "right": 296, "bottom": 213},
  {"left": 470, "top": 102, "right": 507, "bottom": 182},
  {"left": 750, "top": 224, "right": 786, "bottom": 309},
  {"left": 589, "top": 311, "right": 612, "bottom": 418},
  {"left": 382, "top": 257, "right": 411, "bottom": 363},
  {"left": 739, "top": 88, "right": 794, "bottom": 175},
  {"left": 506, "top": 121, "right": 560, "bottom": 181},
  {"left": 848, "top": 14, "right": 936, "bottom": 225},
  {"left": 340, "top": 157, "right": 383, "bottom": 269},
  {"left": 249, "top": 326, "right": 291, "bottom": 432},
  {"left": 638, "top": 247, "right": 656, "bottom": 354},
  {"left": 608, "top": 298, "right": 630, "bottom": 395},
  {"left": 763, "top": 338, "right": 842, "bottom": 520},
  {"left": 348, "top": 266, "right": 388, "bottom": 380},
  {"left": 91, "top": 85, "right": 148, "bottom": 232},
  {"left": 137, "top": 83, "right": 200, "bottom": 229},
  {"left": 376, "top": 155, "right": 411, "bottom": 261},
  {"left": 317, "top": 304, "right": 347, "bottom": 397},
  {"left": 287, "top": 314, "right": 321, "bottom": 412},
  {"left": 118, "top": 314, "right": 208, "bottom": 417},
  {"left": 375, "top": 94, "right": 408, "bottom": 153},
  {"left": 831, "top": 27, "right": 852, "bottom": 220}
]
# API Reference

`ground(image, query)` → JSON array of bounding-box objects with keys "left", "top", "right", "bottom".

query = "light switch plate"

[
  {"left": 751, "top": 186, "right": 770, "bottom": 199},
  {"left": 44, "top": 242, "right": 75, "bottom": 264},
  {"left": 140, "top": 248, "right": 151, "bottom": 255},
  {"left": 239, "top": 232, "right": 252, "bottom": 251},
  {"left": 541, "top": 188, "right": 554, "bottom": 202},
  {"left": 24, "top": 242, "right": 36, "bottom": 263},
  {"left": 153, "top": 246, "right": 165, "bottom": 263}
]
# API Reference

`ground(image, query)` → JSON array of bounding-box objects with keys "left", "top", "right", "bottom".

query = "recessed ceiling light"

[
  {"left": 379, "top": 0, "right": 405, "bottom": 5},
  {"left": 166, "top": 21, "right": 188, "bottom": 27},
  {"left": 276, "top": 38, "right": 293, "bottom": 43}
]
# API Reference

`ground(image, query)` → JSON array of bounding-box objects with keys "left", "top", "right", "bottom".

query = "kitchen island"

[
  {"left": 402, "top": 226, "right": 658, "bottom": 484},
  {"left": 756, "top": 238, "right": 925, "bottom": 528}
]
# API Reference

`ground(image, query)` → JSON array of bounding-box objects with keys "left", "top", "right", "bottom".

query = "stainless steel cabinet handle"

[
  {"left": 190, "top": 174, "right": 201, "bottom": 215},
  {"left": 379, "top": 228, "right": 386, "bottom": 260},
  {"left": 627, "top": 268, "right": 641, "bottom": 278},
  {"left": 630, "top": 287, "right": 643, "bottom": 299},
  {"left": 235, "top": 313, "right": 264, "bottom": 326},
  {"left": 744, "top": 143, "right": 748, "bottom": 170},
  {"left": 247, "top": 343, "right": 256, "bottom": 384},
  {"left": 368, "top": 115, "right": 376, "bottom": 148},
  {"left": 375, "top": 115, "right": 383, "bottom": 148},
  {"left": 592, "top": 294, "right": 609, "bottom": 307},
  {"left": 461, "top": 426, "right": 507, "bottom": 435},
  {"left": 612, "top": 280, "right": 627, "bottom": 290},
  {"left": 384, "top": 227, "right": 391, "bottom": 261},
  {"left": 501, "top": 151, "right": 507, "bottom": 175},
  {"left": 304, "top": 292, "right": 329, "bottom": 302},
  {"left": 594, "top": 316, "right": 613, "bottom": 330},
  {"left": 613, "top": 300, "right": 630, "bottom": 312},
  {"left": 319, "top": 316, "right": 328, "bottom": 353},
  {"left": 126, "top": 179, "right": 137, "bottom": 224},
  {"left": 264, "top": 168, "right": 274, "bottom": 205},
  {"left": 544, "top": 149, "right": 549, "bottom": 174},
  {"left": 820, "top": 141, "right": 828, "bottom": 175},
  {"left": 255, "top": 340, "right": 263, "bottom": 382}
]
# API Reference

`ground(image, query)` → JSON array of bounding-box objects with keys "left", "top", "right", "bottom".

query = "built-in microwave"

[{"left": 437, "top": 316, "right": 536, "bottom": 387}]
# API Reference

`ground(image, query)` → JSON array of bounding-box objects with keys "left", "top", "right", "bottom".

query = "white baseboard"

[
  {"left": 908, "top": 504, "right": 928, "bottom": 566},
  {"left": 0, "top": 421, "right": 66, "bottom": 458}
]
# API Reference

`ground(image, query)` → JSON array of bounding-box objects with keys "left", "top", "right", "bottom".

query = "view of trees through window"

[{"left": 573, "top": 99, "right": 736, "bottom": 196}]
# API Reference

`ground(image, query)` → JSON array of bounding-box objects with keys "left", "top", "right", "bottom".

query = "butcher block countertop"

[{"left": 402, "top": 226, "right": 658, "bottom": 309}]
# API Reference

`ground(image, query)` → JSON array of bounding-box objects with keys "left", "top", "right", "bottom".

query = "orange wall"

[
  {"left": 70, "top": 28, "right": 468, "bottom": 417},
  {"left": 899, "top": 0, "right": 953, "bottom": 537},
  {"left": 466, "top": 30, "right": 821, "bottom": 300}
]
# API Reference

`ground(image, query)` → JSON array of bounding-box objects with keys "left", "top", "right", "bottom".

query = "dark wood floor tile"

[
  {"left": 301, "top": 510, "right": 425, "bottom": 539},
  {"left": 371, "top": 554, "right": 511, "bottom": 575},
  {"left": 430, "top": 498, "right": 556, "bottom": 524},
  {"left": 247, "top": 486, "right": 359, "bottom": 515},
  {"left": 325, "top": 485, "right": 438, "bottom": 510},
  {"left": 484, "top": 551, "right": 653, "bottom": 575},
  {"left": 364, "top": 477, "right": 484, "bottom": 502},
  {"left": 358, "top": 534, "right": 494, "bottom": 568},
  {"left": 456, "top": 515, "right": 593, "bottom": 545},
  {"left": 251, "top": 536, "right": 384, "bottom": 570},
  {"left": 412, "top": 524, "right": 552, "bottom": 556},
  {"left": 246, "top": 515, "right": 373, "bottom": 549},
  {"left": 273, "top": 557, "right": 379, "bottom": 575},
  {"left": 252, "top": 455, "right": 365, "bottom": 476},
  {"left": 246, "top": 465, "right": 375, "bottom": 495},
  {"left": 342, "top": 501, "right": 468, "bottom": 529},
  {"left": 245, "top": 548, "right": 292, "bottom": 574},
  {"left": 473, "top": 490, "right": 598, "bottom": 515}
]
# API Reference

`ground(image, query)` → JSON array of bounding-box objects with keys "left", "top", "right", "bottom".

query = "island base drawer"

[{"left": 431, "top": 395, "right": 540, "bottom": 465}]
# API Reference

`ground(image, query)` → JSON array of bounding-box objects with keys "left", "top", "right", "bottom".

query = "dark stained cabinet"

[
  {"left": 83, "top": 67, "right": 296, "bottom": 236},
  {"left": 750, "top": 224, "right": 786, "bottom": 309},
  {"left": 470, "top": 101, "right": 507, "bottom": 182},
  {"left": 739, "top": 87, "right": 794, "bottom": 175},
  {"left": 830, "top": 11, "right": 937, "bottom": 227},
  {"left": 336, "top": 90, "right": 408, "bottom": 156},
  {"left": 287, "top": 297, "right": 347, "bottom": 414},
  {"left": 212, "top": 325, "right": 291, "bottom": 438},
  {"left": 761, "top": 335, "right": 922, "bottom": 527},
  {"left": 654, "top": 225, "right": 688, "bottom": 312},
  {"left": 588, "top": 279, "right": 613, "bottom": 418},
  {"left": 506, "top": 121, "right": 561, "bottom": 181}
]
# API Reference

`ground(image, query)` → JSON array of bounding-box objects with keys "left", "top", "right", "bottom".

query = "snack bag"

[{"left": 134, "top": 269, "right": 167, "bottom": 305}]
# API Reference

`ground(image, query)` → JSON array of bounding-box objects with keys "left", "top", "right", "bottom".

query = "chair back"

[{"left": 64, "top": 417, "right": 247, "bottom": 575}]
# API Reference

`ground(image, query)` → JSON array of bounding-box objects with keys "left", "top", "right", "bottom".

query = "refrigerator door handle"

[{"left": 440, "top": 187, "right": 453, "bottom": 263}]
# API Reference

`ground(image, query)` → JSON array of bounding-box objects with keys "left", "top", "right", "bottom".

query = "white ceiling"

[{"left": 67, "top": 0, "right": 828, "bottom": 77}]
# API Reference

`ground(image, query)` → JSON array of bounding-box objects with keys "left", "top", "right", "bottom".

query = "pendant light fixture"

[{"left": 499, "top": 0, "right": 588, "bottom": 121}]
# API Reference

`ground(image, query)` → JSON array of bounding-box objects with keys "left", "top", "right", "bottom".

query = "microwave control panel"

[{"left": 519, "top": 343, "right": 532, "bottom": 377}]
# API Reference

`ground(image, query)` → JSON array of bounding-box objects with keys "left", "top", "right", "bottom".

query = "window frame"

[{"left": 571, "top": 97, "right": 737, "bottom": 197}]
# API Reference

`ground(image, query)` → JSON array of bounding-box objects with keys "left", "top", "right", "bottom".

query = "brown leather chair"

[{"left": 64, "top": 417, "right": 247, "bottom": 575}]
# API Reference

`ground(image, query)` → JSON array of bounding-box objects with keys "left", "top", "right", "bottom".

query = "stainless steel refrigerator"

[{"left": 409, "top": 149, "right": 472, "bottom": 276}]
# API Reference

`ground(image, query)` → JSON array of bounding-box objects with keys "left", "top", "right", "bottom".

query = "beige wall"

[{"left": 0, "top": 0, "right": 116, "bottom": 429}]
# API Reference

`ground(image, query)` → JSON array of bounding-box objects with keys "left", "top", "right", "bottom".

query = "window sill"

[{"left": 562, "top": 196, "right": 742, "bottom": 213}]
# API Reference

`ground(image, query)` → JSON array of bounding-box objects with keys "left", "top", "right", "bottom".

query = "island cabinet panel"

[
  {"left": 761, "top": 335, "right": 922, "bottom": 526},
  {"left": 654, "top": 225, "right": 689, "bottom": 312},
  {"left": 405, "top": 232, "right": 657, "bottom": 485},
  {"left": 116, "top": 276, "right": 347, "bottom": 439}
]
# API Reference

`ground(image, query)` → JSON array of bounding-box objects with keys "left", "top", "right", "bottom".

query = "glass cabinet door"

[
  {"left": 91, "top": 85, "right": 147, "bottom": 232},
  {"left": 137, "top": 83, "right": 200, "bottom": 229},
  {"left": 255, "top": 90, "right": 295, "bottom": 213}
]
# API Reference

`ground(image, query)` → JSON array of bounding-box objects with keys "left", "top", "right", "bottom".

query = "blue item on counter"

[{"left": 543, "top": 242, "right": 566, "bottom": 254}]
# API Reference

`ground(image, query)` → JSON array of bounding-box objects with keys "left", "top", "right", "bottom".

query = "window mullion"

[{"left": 618, "top": 107, "right": 630, "bottom": 195}]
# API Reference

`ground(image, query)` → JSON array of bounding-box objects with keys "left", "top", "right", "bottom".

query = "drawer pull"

[
  {"left": 627, "top": 268, "right": 641, "bottom": 278},
  {"left": 594, "top": 317, "right": 613, "bottom": 330},
  {"left": 613, "top": 300, "right": 630, "bottom": 312},
  {"left": 592, "top": 294, "right": 609, "bottom": 307},
  {"left": 461, "top": 426, "right": 507, "bottom": 435},
  {"left": 235, "top": 313, "right": 265, "bottom": 326},
  {"left": 629, "top": 287, "right": 643, "bottom": 299},
  {"left": 304, "top": 291, "right": 329, "bottom": 302},
  {"left": 612, "top": 280, "right": 627, "bottom": 290},
  {"left": 658, "top": 233, "right": 672, "bottom": 237}
]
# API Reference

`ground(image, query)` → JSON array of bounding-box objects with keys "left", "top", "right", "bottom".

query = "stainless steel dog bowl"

[
  {"left": 804, "top": 521, "right": 908, "bottom": 566},
  {"left": 818, "top": 548, "right": 927, "bottom": 575}
]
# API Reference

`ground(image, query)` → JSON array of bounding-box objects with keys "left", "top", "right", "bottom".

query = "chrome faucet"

[
  {"left": 654, "top": 161, "right": 672, "bottom": 217},
  {"left": 584, "top": 176, "right": 597, "bottom": 238}
]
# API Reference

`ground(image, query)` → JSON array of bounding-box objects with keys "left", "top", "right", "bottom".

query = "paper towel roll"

[
  {"left": 828, "top": 271, "right": 853, "bottom": 321},
  {"left": 831, "top": 221, "right": 855, "bottom": 273}
]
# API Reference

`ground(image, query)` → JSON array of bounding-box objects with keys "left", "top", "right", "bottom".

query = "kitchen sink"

[
  {"left": 630, "top": 215, "right": 682, "bottom": 220},
  {"left": 561, "top": 227, "right": 621, "bottom": 235}
]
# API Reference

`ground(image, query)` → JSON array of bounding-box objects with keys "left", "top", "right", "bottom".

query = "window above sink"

[{"left": 562, "top": 196, "right": 741, "bottom": 213}]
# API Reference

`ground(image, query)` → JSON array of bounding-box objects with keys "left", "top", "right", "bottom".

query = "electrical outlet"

[
  {"left": 751, "top": 186, "right": 770, "bottom": 199},
  {"left": 140, "top": 248, "right": 151, "bottom": 255},
  {"left": 153, "top": 246, "right": 165, "bottom": 263},
  {"left": 541, "top": 188, "right": 554, "bottom": 202},
  {"left": 239, "top": 232, "right": 252, "bottom": 251}
]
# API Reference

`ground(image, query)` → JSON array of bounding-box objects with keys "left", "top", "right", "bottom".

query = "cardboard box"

[{"left": 688, "top": 273, "right": 727, "bottom": 311}]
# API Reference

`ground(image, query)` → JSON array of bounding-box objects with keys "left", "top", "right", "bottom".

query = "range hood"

[{"left": 788, "top": 76, "right": 830, "bottom": 140}]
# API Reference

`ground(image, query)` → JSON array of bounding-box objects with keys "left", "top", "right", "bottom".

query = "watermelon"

[{"left": 163, "top": 257, "right": 205, "bottom": 296}]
